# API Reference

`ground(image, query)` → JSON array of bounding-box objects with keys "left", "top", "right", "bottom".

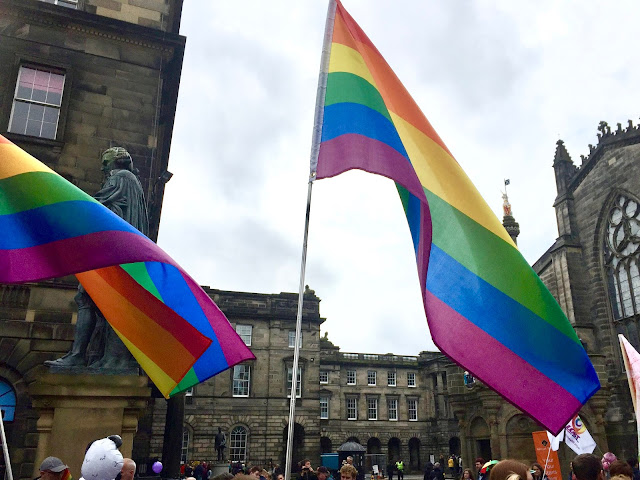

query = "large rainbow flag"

[
  {"left": 310, "top": 0, "right": 599, "bottom": 433},
  {"left": 0, "top": 134, "right": 254, "bottom": 397}
]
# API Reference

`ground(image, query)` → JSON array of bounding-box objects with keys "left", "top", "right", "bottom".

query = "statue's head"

[{"left": 101, "top": 147, "right": 133, "bottom": 174}]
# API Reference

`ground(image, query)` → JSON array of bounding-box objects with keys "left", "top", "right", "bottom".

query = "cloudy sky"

[{"left": 157, "top": 1, "right": 640, "bottom": 356}]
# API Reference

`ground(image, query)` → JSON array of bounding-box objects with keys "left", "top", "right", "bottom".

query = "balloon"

[
  {"left": 152, "top": 462, "right": 163, "bottom": 474},
  {"left": 81, "top": 437, "right": 124, "bottom": 480}
]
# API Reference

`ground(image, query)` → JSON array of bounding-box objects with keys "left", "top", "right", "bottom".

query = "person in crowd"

[
  {"left": 531, "top": 463, "right": 548, "bottom": 480},
  {"left": 121, "top": 459, "right": 136, "bottom": 480},
  {"left": 395, "top": 460, "right": 404, "bottom": 480},
  {"left": 388, "top": 463, "right": 394, "bottom": 480},
  {"left": 317, "top": 466, "right": 332, "bottom": 480},
  {"left": 195, "top": 463, "right": 205, "bottom": 480},
  {"left": 626, "top": 459, "right": 640, "bottom": 480},
  {"left": 185, "top": 464, "right": 193, "bottom": 478},
  {"left": 488, "top": 460, "right": 531, "bottom": 480},
  {"left": 347, "top": 458, "right": 354, "bottom": 466},
  {"left": 275, "top": 474, "right": 284, "bottom": 480},
  {"left": 260, "top": 469, "right": 270, "bottom": 480},
  {"left": 39, "top": 457, "right": 72, "bottom": 480},
  {"left": 573, "top": 454, "right": 605, "bottom": 480},
  {"left": 476, "top": 459, "right": 486, "bottom": 480},
  {"left": 341, "top": 465, "right": 358, "bottom": 480},
  {"left": 212, "top": 474, "right": 234, "bottom": 480},
  {"left": 608, "top": 461, "right": 633, "bottom": 480},
  {"left": 603, "top": 454, "right": 618, "bottom": 480},
  {"left": 423, "top": 462, "right": 434, "bottom": 480},
  {"left": 301, "top": 460, "right": 317, "bottom": 480},
  {"left": 432, "top": 463, "right": 444, "bottom": 480},
  {"left": 249, "top": 467, "right": 262, "bottom": 480},
  {"left": 462, "top": 468, "right": 476, "bottom": 480}
]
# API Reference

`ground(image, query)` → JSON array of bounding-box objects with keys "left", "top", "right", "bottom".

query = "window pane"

[
  {"left": 40, "top": 121, "right": 57, "bottom": 140},
  {"left": 320, "top": 371, "right": 328, "bottom": 383},
  {"left": 9, "top": 102, "right": 28, "bottom": 135},
  {"left": 368, "top": 371, "right": 376, "bottom": 385},
  {"left": 347, "top": 370, "right": 356, "bottom": 385},
  {"left": 287, "top": 367, "right": 302, "bottom": 398},
  {"left": 347, "top": 397, "right": 357, "bottom": 420},
  {"left": 368, "top": 398, "right": 377, "bottom": 420},
  {"left": 288, "top": 331, "right": 302, "bottom": 348},
  {"left": 26, "top": 119, "right": 42, "bottom": 137},
  {"left": 235, "top": 325, "right": 252, "bottom": 346},
  {"left": 388, "top": 399, "right": 397, "bottom": 421}
]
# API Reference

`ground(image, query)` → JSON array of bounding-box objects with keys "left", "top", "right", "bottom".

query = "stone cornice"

[{"left": 0, "top": 0, "right": 186, "bottom": 52}]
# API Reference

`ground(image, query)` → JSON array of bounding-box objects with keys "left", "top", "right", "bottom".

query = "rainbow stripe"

[
  {"left": 0, "top": 135, "right": 254, "bottom": 397},
  {"left": 312, "top": 0, "right": 599, "bottom": 433}
]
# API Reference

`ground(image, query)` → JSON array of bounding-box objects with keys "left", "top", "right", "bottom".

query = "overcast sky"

[{"left": 157, "top": 1, "right": 640, "bottom": 356}]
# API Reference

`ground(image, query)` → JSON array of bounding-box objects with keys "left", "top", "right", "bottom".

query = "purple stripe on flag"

[
  {"left": 425, "top": 290, "right": 584, "bottom": 434},
  {"left": 317, "top": 134, "right": 426, "bottom": 202},
  {"left": 0, "top": 230, "right": 176, "bottom": 283}
]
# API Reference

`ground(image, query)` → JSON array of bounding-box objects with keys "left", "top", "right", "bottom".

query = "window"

[
  {"left": 367, "top": 371, "right": 377, "bottom": 386},
  {"left": 367, "top": 397, "right": 378, "bottom": 420},
  {"left": 230, "top": 426, "right": 248, "bottom": 463},
  {"left": 320, "top": 396, "right": 329, "bottom": 419},
  {"left": 180, "top": 427, "right": 190, "bottom": 464},
  {"left": 387, "top": 371, "right": 396, "bottom": 387},
  {"left": 387, "top": 398, "right": 398, "bottom": 421},
  {"left": 408, "top": 399, "right": 418, "bottom": 421},
  {"left": 287, "top": 367, "right": 302, "bottom": 398},
  {"left": 0, "top": 380, "right": 16, "bottom": 422},
  {"left": 40, "top": 0, "right": 78, "bottom": 8},
  {"left": 347, "top": 370, "right": 356, "bottom": 385},
  {"left": 320, "top": 370, "right": 329, "bottom": 384},
  {"left": 343, "top": 353, "right": 358, "bottom": 359},
  {"left": 407, "top": 372, "right": 416, "bottom": 387},
  {"left": 235, "top": 325, "right": 252, "bottom": 346},
  {"left": 9, "top": 66, "right": 65, "bottom": 140},
  {"left": 363, "top": 354, "right": 378, "bottom": 360},
  {"left": 288, "top": 331, "right": 302, "bottom": 348},
  {"left": 232, "top": 365, "right": 250, "bottom": 397},
  {"left": 346, "top": 397, "right": 357, "bottom": 420}
]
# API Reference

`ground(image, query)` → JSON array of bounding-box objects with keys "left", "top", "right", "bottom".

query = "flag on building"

[
  {"left": 310, "top": 0, "right": 600, "bottom": 434},
  {"left": 619, "top": 334, "right": 640, "bottom": 455},
  {"left": 563, "top": 415, "right": 597, "bottom": 455},
  {"left": 0, "top": 134, "right": 254, "bottom": 397}
]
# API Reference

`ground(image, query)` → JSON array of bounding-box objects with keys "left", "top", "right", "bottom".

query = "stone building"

[
  {"left": 0, "top": 0, "right": 185, "bottom": 478},
  {"left": 139, "top": 288, "right": 459, "bottom": 473},
  {"left": 448, "top": 119, "right": 640, "bottom": 468}
]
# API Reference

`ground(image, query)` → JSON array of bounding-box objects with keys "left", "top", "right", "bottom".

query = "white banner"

[{"left": 564, "top": 415, "right": 596, "bottom": 455}]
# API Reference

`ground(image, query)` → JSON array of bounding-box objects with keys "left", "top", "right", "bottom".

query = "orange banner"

[{"left": 532, "top": 431, "right": 561, "bottom": 480}]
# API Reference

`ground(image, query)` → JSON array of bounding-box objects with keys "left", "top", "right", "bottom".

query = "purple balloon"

[{"left": 152, "top": 462, "right": 163, "bottom": 474}]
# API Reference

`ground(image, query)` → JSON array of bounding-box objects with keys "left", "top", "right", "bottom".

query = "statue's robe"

[{"left": 94, "top": 169, "right": 149, "bottom": 236}]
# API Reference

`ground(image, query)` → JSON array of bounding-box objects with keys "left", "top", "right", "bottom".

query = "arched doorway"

[
  {"left": 470, "top": 417, "right": 491, "bottom": 462},
  {"left": 409, "top": 437, "right": 421, "bottom": 470},
  {"left": 282, "top": 423, "right": 305, "bottom": 468},
  {"left": 368, "top": 437, "right": 382, "bottom": 454},
  {"left": 388, "top": 438, "right": 401, "bottom": 464},
  {"left": 321, "top": 436, "right": 333, "bottom": 454},
  {"left": 449, "top": 437, "right": 460, "bottom": 456}
]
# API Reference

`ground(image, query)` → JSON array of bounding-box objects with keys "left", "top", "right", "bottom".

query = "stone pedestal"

[
  {"left": 210, "top": 463, "right": 229, "bottom": 477},
  {"left": 29, "top": 373, "right": 151, "bottom": 479}
]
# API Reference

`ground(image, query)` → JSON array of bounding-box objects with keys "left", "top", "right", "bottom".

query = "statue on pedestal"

[
  {"left": 214, "top": 427, "right": 227, "bottom": 462},
  {"left": 45, "top": 147, "right": 149, "bottom": 373}
]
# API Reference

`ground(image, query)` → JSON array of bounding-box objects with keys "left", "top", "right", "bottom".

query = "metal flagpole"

[
  {"left": 0, "top": 411, "right": 14, "bottom": 480},
  {"left": 284, "top": 1, "right": 336, "bottom": 479}
]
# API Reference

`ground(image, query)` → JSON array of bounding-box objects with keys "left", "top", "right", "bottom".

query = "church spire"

[{"left": 501, "top": 185, "right": 520, "bottom": 245}]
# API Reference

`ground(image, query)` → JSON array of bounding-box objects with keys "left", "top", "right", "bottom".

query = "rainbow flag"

[
  {"left": 0, "top": 134, "right": 254, "bottom": 397},
  {"left": 310, "top": 0, "right": 599, "bottom": 433}
]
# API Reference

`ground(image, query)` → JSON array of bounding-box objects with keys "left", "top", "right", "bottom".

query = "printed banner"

[{"left": 532, "top": 431, "right": 561, "bottom": 480}]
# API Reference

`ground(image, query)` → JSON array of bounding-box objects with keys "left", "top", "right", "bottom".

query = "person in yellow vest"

[
  {"left": 449, "top": 457, "right": 456, "bottom": 476},
  {"left": 395, "top": 461, "right": 404, "bottom": 480}
]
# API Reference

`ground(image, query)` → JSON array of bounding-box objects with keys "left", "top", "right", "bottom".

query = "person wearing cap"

[{"left": 39, "top": 457, "right": 72, "bottom": 480}]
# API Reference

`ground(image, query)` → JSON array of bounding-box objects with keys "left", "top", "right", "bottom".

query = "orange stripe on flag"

[{"left": 77, "top": 268, "right": 208, "bottom": 381}]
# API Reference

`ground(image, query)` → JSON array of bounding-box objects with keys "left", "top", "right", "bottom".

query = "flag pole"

[
  {"left": 0, "top": 411, "right": 14, "bottom": 480},
  {"left": 284, "top": 1, "right": 336, "bottom": 479}
]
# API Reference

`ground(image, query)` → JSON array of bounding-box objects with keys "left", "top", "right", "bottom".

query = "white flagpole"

[
  {"left": 0, "top": 411, "right": 14, "bottom": 480},
  {"left": 284, "top": 2, "right": 337, "bottom": 479}
]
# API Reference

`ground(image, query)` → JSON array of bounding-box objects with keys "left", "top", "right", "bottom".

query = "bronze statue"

[
  {"left": 45, "top": 147, "right": 149, "bottom": 372},
  {"left": 214, "top": 427, "right": 226, "bottom": 461}
]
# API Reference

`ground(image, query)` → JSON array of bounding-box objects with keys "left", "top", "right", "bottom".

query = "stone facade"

[
  {"left": 135, "top": 289, "right": 459, "bottom": 473},
  {"left": 0, "top": 0, "right": 185, "bottom": 478}
]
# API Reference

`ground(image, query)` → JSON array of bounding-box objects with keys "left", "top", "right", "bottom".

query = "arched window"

[
  {"left": 230, "top": 426, "right": 248, "bottom": 463},
  {"left": 603, "top": 193, "right": 640, "bottom": 347},
  {"left": 181, "top": 426, "right": 190, "bottom": 464},
  {"left": 0, "top": 379, "right": 16, "bottom": 422}
]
